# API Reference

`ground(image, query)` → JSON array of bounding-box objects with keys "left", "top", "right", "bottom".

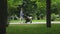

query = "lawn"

[
  {"left": 9, "top": 19, "right": 46, "bottom": 23},
  {"left": 6, "top": 24, "right": 60, "bottom": 34}
]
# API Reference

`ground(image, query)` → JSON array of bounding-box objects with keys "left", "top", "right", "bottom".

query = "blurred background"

[{"left": 7, "top": 0, "right": 60, "bottom": 23}]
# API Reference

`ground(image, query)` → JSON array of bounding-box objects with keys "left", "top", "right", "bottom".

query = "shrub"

[
  {"left": 51, "top": 13, "right": 56, "bottom": 21},
  {"left": 55, "top": 18, "right": 60, "bottom": 21}
]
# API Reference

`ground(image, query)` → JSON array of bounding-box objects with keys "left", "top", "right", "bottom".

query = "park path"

[{"left": 9, "top": 21, "right": 60, "bottom": 24}]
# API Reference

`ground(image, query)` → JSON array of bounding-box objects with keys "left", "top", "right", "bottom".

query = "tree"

[
  {"left": 8, "top": 0, "right": 23, "bottom": 16},
  {"left": 51, "top": 0, "right": 60, "bottom": 18},
  {"left": 22, "top": 0, "right": 37, "bottom": 19}
]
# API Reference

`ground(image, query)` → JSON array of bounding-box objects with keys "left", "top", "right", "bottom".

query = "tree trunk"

[
  {"left": 46, "top": 0, "right": 51, "bottom": 28},
  {"left": 0, "top": 0, "right": 7, "bottom": 34}
]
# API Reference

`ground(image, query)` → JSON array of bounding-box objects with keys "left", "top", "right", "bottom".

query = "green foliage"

[
  {"left": 8, "top": 0, "right": 23, "bottom": 16},
  {"left": 51, "top": 0, "right": 60, "bottom": 21},
  {"left": 8, "top": 0, "right": 22, "bottom": 8},
  {"left": 8, "top": 0, "right": 60, "bottom": 19},
  {"left": 55, "top": 18, "right": 60, "bottom": 21},
  {"left": 51, "top": 13, "right": 57, "bottom": 21},
  {"left": 51, "top": 0, "right": 60, "bottom": 15}
]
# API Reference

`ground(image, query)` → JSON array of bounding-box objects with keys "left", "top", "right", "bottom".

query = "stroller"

[{"left": 23, "top": 15, "right": 32, "bottom": 23}]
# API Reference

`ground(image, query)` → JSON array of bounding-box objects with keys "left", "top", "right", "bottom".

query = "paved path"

[{"left": 9, "top": 21, "right": 60, "bottom": 24}]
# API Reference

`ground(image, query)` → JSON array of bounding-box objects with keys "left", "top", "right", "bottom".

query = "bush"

[
  {"left": 55, "top": 18, "right": 60, "bottom": 21},
  {"left": 51, "top": 13, "right": 56, "bottom": 21}
]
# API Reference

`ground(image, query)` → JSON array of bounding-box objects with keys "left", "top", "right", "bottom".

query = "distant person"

[{"left": 20, "top": 8, "right": 24, "bottom": 23}]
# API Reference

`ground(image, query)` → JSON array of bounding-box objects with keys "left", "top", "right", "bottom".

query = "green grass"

[
  {"left": 32, "top": 19, "right": 46, "bottom": 22},
  {"left": 9, "top": 19, "right": 46, "bottom": 23},
  {"left": 6, "top": 24, "right": 60, "bottom": 34}
]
